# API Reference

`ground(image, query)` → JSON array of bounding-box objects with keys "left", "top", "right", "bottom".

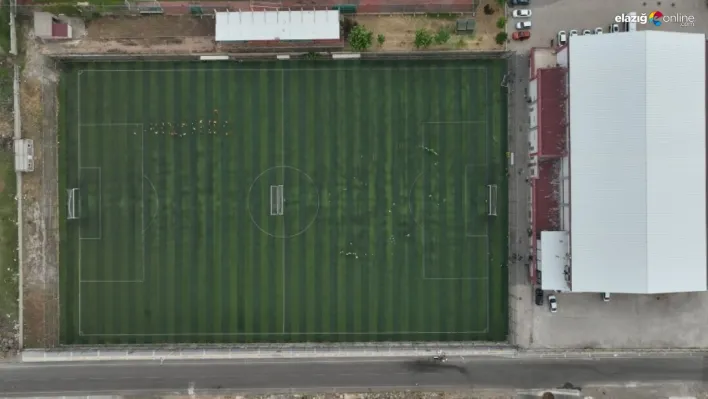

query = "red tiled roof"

[
  {"left": 51, "top": 23, "right": 68, "bottom": 38},
  {"left": 533, "top": 159, "right": 561, "bottom": 233},
  {"left": 537, "top": 67, "right": 567, "bottom": 158}
]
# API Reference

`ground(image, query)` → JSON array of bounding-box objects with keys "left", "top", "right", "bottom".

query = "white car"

[
  {"left": 595, "top": 27, "right": 603, "bottom": 34},
  {"left": 569, "top": 29, "right": 578, "bottom": 37},
  {"left": 582, "top": 29, "right": 592, "bottom": 35},
  {"left": 516, "top": 21, "right": 532, "bottom": 30},
  {"left": 512, "top": 9, "right": 532, "bottom": 18},
  {"left": 557, "top": 30, "right": 567, "bottom": 46},
  {"left": 548, "top": 295, "right": 558, "bottom": 313}
]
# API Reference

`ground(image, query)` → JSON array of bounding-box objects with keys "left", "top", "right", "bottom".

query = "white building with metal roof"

[
  {"left": 567, "top": 30, "right": 707, "bottom": 294},
  {"left": 215, "top": 10, "right": 340, "bottom": 42}
]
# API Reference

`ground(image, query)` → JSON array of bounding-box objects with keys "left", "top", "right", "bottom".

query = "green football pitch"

[{"left": 57, "top": 59, "right": 509, "bottom": 345}]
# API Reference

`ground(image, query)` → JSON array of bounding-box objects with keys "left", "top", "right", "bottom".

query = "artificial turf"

[{"left": 57, "top": 59, "right": 509, "bottom": 344}]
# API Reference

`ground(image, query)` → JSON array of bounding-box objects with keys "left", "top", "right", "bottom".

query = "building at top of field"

[
  {"left": 33, "top": 11, "right": 73, "bottom": 40},
  {"left": 527, "top": 30, "right": 707, "bottom": 294},
  {"left": 214, "top": 9, "right": 340, "bottom": 43}
]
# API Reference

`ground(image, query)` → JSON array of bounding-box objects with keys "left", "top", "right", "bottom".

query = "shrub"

[
  {"left": 348, "top": 25, "right": 373, "bottom": 51},
  {"left": 434, "top": 28, "right": 451, "bottom": 45},
  {"left": 496, "top": 0, "right": 506, "bottom": 7},
  {"left": 377, "top": 33, "right": 386, "bottom": 46},
  {"left": 483, "top": 4, "right": 494, "bottom": 15},
  {"left": 495, "top": 31, "right": 508, "bottom": 45},
  {"left": 341, "top": 17, "right": 359, "bottom": 39},
  {"left": 414, "top": 28, "right": 434, "bottom": 49},
  {"left": 496, "top": 17, "right": 507, "bottom": 29},
  {"left": 456, "top": 37, "right": 466, "bottom": 48}
]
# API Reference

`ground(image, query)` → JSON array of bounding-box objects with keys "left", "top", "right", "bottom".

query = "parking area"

[
  {"left": 506, "top": 0, "right": 708, "bottom": 52},
  {"left": 505, "top": 0, "right": 708, "bottom": 349},
  {"left": 532, "top": 292, "right": 708, "bottom": 349}
]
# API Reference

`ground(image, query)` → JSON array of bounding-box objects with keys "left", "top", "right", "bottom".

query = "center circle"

[{"left": 247, "top": 166, "right": 320, "bottom": 239}]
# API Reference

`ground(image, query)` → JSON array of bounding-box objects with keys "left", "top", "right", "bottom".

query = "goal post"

[
  {"left": 67, "top": 188, "right": 79, "bottom": 220},
  {"left": 270, "top": 185, "right": 284, "bottom": 216},
  {"left": 487, "top": 184, "right": 497, "bottom": 216}
]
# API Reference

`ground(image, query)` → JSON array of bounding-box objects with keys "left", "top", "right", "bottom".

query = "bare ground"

[
  {"left": 355, "top": 9, "right": 503, "bottom": 52},
  {"left": 86, "top": 15, "right": 215, "bottom": 39},
  {"left": 20, "top": 24, "right": 60, "bottom": 348}
]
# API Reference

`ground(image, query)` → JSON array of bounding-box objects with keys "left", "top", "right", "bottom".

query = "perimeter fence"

[{"left": 15, "top": 0, "right": 479, "bottom": 17}]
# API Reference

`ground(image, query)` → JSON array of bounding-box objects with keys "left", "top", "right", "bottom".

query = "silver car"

[{"left": 516, "top": 21, "right": 532, "bottom": 30}]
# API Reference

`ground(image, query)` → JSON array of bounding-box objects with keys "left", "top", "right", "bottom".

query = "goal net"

[
  {"left": 487, "top": 184, "right": 497, "bottom": 216},
  {"left": 67, "top": 188, "right": 79, "bottom": 220}
]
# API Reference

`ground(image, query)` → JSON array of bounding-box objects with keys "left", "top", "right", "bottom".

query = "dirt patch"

[
  {"left": 472, "top": 0, "right": 505, "bottom": 49},
  {"left": 41, "top": 36, "right": 216, "bottom": 56},
  {"left": 355, "top": 12, "right": 502, "bottom": 51},
  {"left": 20, "top": 23, "right": 61, "bottom": 348},
  {"left": 86, "top": 15, "right": 215, "bottom": 39}
]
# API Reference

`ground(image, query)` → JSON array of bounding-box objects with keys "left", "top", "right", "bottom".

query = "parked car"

[
  {"left": 595, "top": 27, "right": 603, "bottom": 34},
  {"left": 535, "top": 288, "right": 544, "bottom": 306},
  {"left": 516, "top": 21, "right": 532, "bottom": 30},
  {"left": 570, "top": 29, "right": 578, "bottom": 37},
  {"left": 602, "top": 292, "right": 611, "bottom": 302},
  {"left": 610, "top": 23, "right": 620, "bottom": 33},
  {"left": 548, "top": 295, "right": 558, "bottom": 313},
  {"left": 582, "top": 29, "right": 592, "bottom": 35},
  {"left": 512, "top": 31, "right": 531, "bottom": 41},
  {"left": 509, "top": 0, "right": 530, "bottom": 6},
  {"left": 557, "top": 30, "right": 567, "bottom": 45},
  {"left": 512, "top": 9, "right": 532, "bottom": 18}
]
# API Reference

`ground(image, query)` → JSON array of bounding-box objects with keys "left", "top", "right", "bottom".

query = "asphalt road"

[{"left": 1, "top": 356, "right": 707, "bottom": 397}]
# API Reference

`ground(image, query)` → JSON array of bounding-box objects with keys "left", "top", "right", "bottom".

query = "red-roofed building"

[{"left": 527, "top": 46, "right": 570, "bottom": 289}]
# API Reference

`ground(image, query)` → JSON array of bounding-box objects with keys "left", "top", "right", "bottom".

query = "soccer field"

[{"left": 57, "top": 59, "right": 509, "bottom": 344}]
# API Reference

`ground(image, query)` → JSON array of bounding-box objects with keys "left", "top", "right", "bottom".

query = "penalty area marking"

[
  {"left": 415, "top": 119, "right": 493, "bottom": 335},
  {"left": 76, "top": 115, "right": 146, "bottom": 334},
  {"left": 418, "top": 121, "right": 490, "bottom": 281}
]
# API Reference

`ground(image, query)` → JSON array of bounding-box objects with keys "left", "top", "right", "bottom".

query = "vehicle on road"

[
  {"left": 508, "top": 0, "right": 530, "bottom": 6},
  {"left": 548, "top": 295, "right": 558, "bottom": 313},
  {"left": 557, "top": 30, "right": 567, "bottom": 46},
  {"left": 535, "top": 288, "right": 544, "bottom": 306},
  {"left": 516, "top": 21, "right": 532, "bottom": 30},
  {"left": 512, "top": 9, "right": 532, "bottom": 18},
  {"left": 582, "top": 29, "right": 592, "bottom": 35},
  {"left": 512, "top": 31, "right": 531, "bottom": 41},
  {"left": 603, "top": 292, "right": 611, "bottom": 302},
  {"left": 610, "top": 23, "right": 620, "bottom": 33},
  {"left": 570, "top": 29, "right": 578, "bottom": 37},
  {"left": 595, "top": 27, "right": 603, "bottom": 34}
]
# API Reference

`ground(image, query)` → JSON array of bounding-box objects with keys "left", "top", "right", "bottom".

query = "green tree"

[
  {"left": 495, "top": 31, "right": 508, "bottom": 45},
  {"left": 348, "top": 24, "right": 373, "bottom": 51},
  {"left": 377, "top": 33, "right": 386, "bottom": 46},
  {"left": 414, "top": 28, "right": 434, "bottom": 49},
  {"left": 496, "top": 16, "right": 507, "bottom": 29},
  {"left": 434, "top": 28, "right": 451, "bottom": 45}
]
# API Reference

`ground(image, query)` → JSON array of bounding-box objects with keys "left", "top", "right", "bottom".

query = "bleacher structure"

[
  {"left": 14, "top": 139, "right": 34, "bottom": 172},
  {"left": 487, "top": 184, "right": 498, "bottom": 216},
  {"left": 124, "top": 0, "right": 164, "bottom": 15},
  {"left": 456, "top": 19, "right": 475, "bottom": 34}
]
